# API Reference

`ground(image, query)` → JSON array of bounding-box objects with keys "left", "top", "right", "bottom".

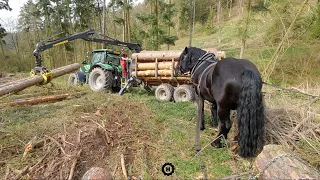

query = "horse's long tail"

[{"left": 237, "top": 70, "right": 265, "bottom": 158}]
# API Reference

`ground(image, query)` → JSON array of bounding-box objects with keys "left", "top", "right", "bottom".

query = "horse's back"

[
  {"left": 212, "top": 57, "right": 261, "bottom": 109},
  {"left": 215, "top": 57, "right": 260, "bottom": 76}
]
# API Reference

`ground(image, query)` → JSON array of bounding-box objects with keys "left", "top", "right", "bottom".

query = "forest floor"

[{"left": 0, "top": 73, "right": 319, "bottom": 179}]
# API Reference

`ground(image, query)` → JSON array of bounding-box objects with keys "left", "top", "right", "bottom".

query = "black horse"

[{"left": 176, "top": 47, "right": 265, "bottom": 158}]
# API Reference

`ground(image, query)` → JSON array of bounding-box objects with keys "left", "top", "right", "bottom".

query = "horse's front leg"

[
  {"left": 195, "top": 95, "right": 204, "bottom": 153},
  {"left": 211, "top": 106, "right": 232, "bottom": 148},
  {"left": 210, "top": 101, "right": 218, "bottom": 128}
]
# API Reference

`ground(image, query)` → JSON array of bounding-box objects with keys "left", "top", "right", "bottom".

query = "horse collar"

[{"left": 190, "top": 53, "right": 217, "bottom": 81}]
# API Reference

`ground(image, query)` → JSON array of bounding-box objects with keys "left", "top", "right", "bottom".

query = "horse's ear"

[{"left": 184, "top": 46, "right": 188, "bottom": 53}]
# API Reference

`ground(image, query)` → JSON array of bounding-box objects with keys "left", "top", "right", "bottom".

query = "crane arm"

[{"left": 32, "top": 28, "right": 141, "bottom": 75}]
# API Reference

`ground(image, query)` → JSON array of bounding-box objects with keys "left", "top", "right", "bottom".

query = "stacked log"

[
  {"left": 130, "top": 48, "right": 225, "bottom": 83},
  {"left": 131, "top": 51, "right": 181, "bottom": 62},
  {"left": 135, "top": 61, "right": 177, "bottom": 71}
]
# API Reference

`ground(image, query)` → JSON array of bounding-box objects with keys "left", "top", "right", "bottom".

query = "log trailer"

[
  {"left": 119, "top": 49, "right": 225, "bottom": 102},
  {"left": 31, "top": 28, "right": 142, "bottom": 92}
]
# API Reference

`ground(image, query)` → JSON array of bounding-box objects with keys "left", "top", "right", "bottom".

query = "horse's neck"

[{"left": 191, "top": 61, "right": 215, "bottom": 85}]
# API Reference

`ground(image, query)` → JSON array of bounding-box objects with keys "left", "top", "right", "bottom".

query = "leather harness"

[{"left": 190, "top": 53, "right": 218, "bottom": 88}]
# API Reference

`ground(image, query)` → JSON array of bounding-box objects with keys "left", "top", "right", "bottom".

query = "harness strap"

[{"left": 190, "top": 53, "right": 218, "bottom": 84}]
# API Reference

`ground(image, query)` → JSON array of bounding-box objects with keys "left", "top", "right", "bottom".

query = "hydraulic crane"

[{"left": 32, "top": 28, "right": 142, "bottom": 75}]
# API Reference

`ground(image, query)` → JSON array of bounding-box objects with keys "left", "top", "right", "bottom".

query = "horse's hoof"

[{"left": 211, "top": 138, "right": 223, "bottom": 148}]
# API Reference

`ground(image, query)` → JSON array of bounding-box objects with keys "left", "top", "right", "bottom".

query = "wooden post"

[
  {"left": 155, "top": 58, "right": 158, "bottom": 78},
  {"left": 135, "top": 56, "right": 138, "bottom": 77},
  {"left": 171, "top": 58, "right": 174, "bottom": 79}
]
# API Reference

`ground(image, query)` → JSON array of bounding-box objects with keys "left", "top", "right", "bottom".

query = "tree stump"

[{"left": 254, "top": 144, "right": 320, "bottom": 180}]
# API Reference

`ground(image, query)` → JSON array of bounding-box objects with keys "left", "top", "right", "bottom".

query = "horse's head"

[{"left": 176, "top": 46, "right": 206, "bottom": 76}]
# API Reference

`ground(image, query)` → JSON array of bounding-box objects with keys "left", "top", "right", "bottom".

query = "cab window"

[
  {"left": 91, "top": 51, "right": 106, "bottom": 64},
  {"left": 106, "top": 54, "right": 120, "bottom": 65}
]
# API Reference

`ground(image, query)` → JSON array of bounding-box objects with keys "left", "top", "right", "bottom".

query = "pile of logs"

[{"left": 130, "top": 48, "right": 225, "bottom": 80}]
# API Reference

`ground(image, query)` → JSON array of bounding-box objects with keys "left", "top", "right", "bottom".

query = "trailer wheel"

[
  {"left": 88, "top": 68, "right": 113, "bottom": 92},
  {"left": 174, "top": 85, "right": 196, "bottom": 102},
  {"left": 155, "top": 84, "right": 174, "bottom": 101}
]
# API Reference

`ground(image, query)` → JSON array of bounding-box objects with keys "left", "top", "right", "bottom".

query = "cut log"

[
  {"left": 254, "top": 144, "right": 320, "bottom": 180},
  {"left": 139, "top": 77, "right": 192, "bottom": 86},
  {"left": 132, "top": 51, "right": 181, "bottom": 61},
  {"left": 131, "top": 49, "right": 225, "bottom": 62},
  {"left": 132, "top": 70, "right": 174, "bottom": 77},
  {"left": 133, "top": 61, "right": 178, "bottom": 71},
  {"left": 0, "top": 92, "right": 86, "bottom": 107},
  {"left": 142, "top": 77, "right": 190, "bottom": 81},
  {"left": 0, "top": 63, "right": 81, "bottom": 96}
]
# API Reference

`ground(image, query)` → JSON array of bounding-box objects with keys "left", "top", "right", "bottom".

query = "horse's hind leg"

[
  {"left": 211, "top": 107, "right": 232, "bottom": 148},
  {"left": 210, "top": 102, "right": 218, "bottom": 128}
]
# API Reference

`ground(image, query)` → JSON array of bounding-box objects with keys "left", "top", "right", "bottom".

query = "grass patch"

[{"left": 125, "top": 88, "right": 235, "bottom": 179}]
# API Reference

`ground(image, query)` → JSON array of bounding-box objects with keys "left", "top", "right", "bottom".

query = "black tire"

[
  {"left": 173, "top": 85, "right": 196, "bottom": 102},
  {"left": 88, "top": 67, "right": 114, "bottom": 92},
  {"left": 68, "top": 73, "right": 80, "bottom": 85},
  {"left": 155, "top": 84, "right": 174, "bottom": 101}
]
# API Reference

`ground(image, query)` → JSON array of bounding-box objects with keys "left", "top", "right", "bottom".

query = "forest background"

[{"left": 0, "top": 0, "right": 320, "bottom": 86}]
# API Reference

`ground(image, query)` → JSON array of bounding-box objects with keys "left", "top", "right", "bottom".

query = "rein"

[{"left": 190, "top": 53, "right": 218, "bottom": 81}]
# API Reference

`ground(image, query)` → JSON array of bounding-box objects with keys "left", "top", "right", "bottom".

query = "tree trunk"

[
  {"left": 238, "top": 0, "right": 243, "bottom": 18},
  {"left": 240, "top": 0, "right": 252, "bottom": 58},
  {"left": 229, "top": 0, "right": 233, "bottom": 18},
  {"left": 192, "top": 1, "right": 195, "bottom": 34},
  {"left": 126, "top": 2, "right": 131, "bottom": 42},
  {"left": 0, "top": 40, "right": 4, "bottom": 56},
  {"left": 217, "top": 0, "right": 221, "bottom": 44},
  {"left": 102, "top": 0, "right": 106, "bottom": 48},
  {"left": 0, "top": 63, "right": 81, "bottom": 96},
  {"left": 167, "top": 0, "right": 172, "bottom": 50},
  {"left": 123, "top": 7, "right": 126, "bottom": 42},
  {"left": 155, "top": 0, "right": 159, "bottom": 50},
  {"left": 254, "top": 145, "right": 320, "bottom": 180},
  {"left": 113, "top": 5, "right": 116, "bottom": 38},
  {"left": 188, "top": 0, "right": 193, "bottom": 47}
]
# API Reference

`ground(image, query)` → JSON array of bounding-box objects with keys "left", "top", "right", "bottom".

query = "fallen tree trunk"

[
  {"left": 1, "top": 92, "right": 86, "bottom": 107},
  {"left": 0, "top": 63, "right": 81, "bottom": 96},
  {"left": 133, "top": 61, "right": 177, "bottom": 71},
  {"left": 254, "top": 144, "right": 320, "bottom": 180}
]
